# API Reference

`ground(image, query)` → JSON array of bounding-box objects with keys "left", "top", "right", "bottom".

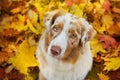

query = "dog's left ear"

[
  {"left": 80, "top": 18, "right": 96, "bottom": 46},
  {"left": 43, "top": 10, "right": 64, "bottom": 31}
]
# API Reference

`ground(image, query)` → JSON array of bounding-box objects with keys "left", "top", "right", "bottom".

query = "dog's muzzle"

[{"left": 50, "top": 45, "right": 61, "bottom": 56}]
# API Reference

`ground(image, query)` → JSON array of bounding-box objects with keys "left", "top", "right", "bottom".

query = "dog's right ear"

[
  {"left": 79, "top": 18, "right": 96, "bottom": 46},
  {"left": 43, "top": 10, "right": 64, "bottom": 31}
]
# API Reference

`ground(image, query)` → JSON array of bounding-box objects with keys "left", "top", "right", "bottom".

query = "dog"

[{"left": 36, "top": 10, "right": 96, "bottom": 80}]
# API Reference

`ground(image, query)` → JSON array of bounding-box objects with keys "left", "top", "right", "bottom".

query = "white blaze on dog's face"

[{"left": 44, "top": 11, "right": 96, "bottom": 64}]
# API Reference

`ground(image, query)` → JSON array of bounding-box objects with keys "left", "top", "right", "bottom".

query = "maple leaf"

[
  {"left": 32, "top": 1, "right": 45, "bottom": 19},
  {"left": 10, "top": 14, "right": 40, "bottom": 34},
  {"left": 27, "top": 9, "right": 43, "bottom": 34},
  {"left": 112, "top": 7, "right": 120, "bottom": 14},
  {"left": 108, "top": 69, "right": 120, "bottom": 80},
  {"left": 103, "top": 57, "right": 120, "bottom": 71},
  {"left": 10, "top": 14, "right": 28, "bottom": 32},
  {"left": 10, "top": 6, "right": 25, "bottom": 14},
  {"left": 102, "top": 0, "right": 111, "bottom": 12},
  {"left": 0, "top": 0, "right": 25, "bottom": 15},
  {"left": 108, "top": 24, "right": 120, "bottom": 36},
  {"left": 0, "top": 65, "right": 24, "bottom": 80},
  {"left": 0, "top": 52, "right": 14, "bottom": 63},
  {"left": 104, "top": 44, "right": 120, "bottom": 58},
  {"left": 90, "top": 39, "right": 106, "bottom": 57},
  {"left": 69, "top": 3, "right": 85, "bottom": 18},
  {"left": 8, "top": 40, "right": 38, "bottom": 75},
  {"left": 98, "top": 35, "right": 118, "bottom": 49},
  {"left": 102, "top": 14, "right": 113, "bottom": 29},
  {"left": 97, "top": 24, "right": 107, "bottom": 34},
  {"left": 93, "top": 2, "right": 105, "bottom": 15},
  {"left": 65, "top": 0, "right": 73, "bottom": 7},
  {"left": 65, "top": 0, "right": 87, "bottom": 6},
  {"left": 98, "top": 72, "right": 109, "bottom": 80},
  {"left": 26, "top": 19, "right": 39, "bottom": 34},
  {"left": 0, "top": 28, "right": 19, "bottom": 37}
]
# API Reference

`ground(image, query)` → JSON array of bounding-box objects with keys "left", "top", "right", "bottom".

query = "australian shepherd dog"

[{"left": 36, "top": 10, "right": 96, "bottom": 80}]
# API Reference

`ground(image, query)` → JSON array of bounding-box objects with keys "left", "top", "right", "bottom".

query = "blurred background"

[{"left": 0, "top": 0, "right": 120, "bottom": 80}]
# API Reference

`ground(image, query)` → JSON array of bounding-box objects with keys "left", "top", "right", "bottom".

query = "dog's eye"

[{"left": 53, "top": 26, "right": 58, "bottom": 32}]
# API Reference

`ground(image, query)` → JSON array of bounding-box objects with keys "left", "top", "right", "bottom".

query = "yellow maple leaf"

[
  {"left": 103, "top": 57, "right": 120, "bottom": 71},
  {"left": 69, "top": 3, "right": 85, "bottom": 18},
  {"left": 97, "top": 24, "right": 107, "bottom": 34},
  {"left": 8, "top": 40, "right": 38, "bottom": 75},
  {"left": 58, "top": 2, "right": 69, "bottom": 12},
  {"left": 27, "top": 9, "right": 44, "bottom": 34},
  {"left": 90, "top": 39, "right": 106, "bottom": 57},
  {"left": 102, "top": 14, "right": 113, "bottom": 29},
  {"left": 26, "top": 19, "right": 39, "bottom": 34},
  {"left": 32, "top": 1, "right": 46, "bottom": 20},
  {"left": 24, "top": 75, "right": 34, "bottom": 80},
  {"left": 93, "top": 2, "right": 105, "bottom": 15},
  {"left": 98, "top": 72, "right": 109, "bottom": 80},
  {"left": 10, "top": 14, "right": 28, "bottom": 32}
]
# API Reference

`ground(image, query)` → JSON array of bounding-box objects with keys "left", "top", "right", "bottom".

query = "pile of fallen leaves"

[{"left": 0, "top": 0, "right": 120, "bottom": 80}]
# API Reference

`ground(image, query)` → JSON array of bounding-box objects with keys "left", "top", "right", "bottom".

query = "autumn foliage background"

[{"left": 0, "top": 0, "right": 120, "bottom": 80}]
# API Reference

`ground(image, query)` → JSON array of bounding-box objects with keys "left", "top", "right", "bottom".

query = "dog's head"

[{"left": 44, "top": 10, "right": 96, "bottom": 64}]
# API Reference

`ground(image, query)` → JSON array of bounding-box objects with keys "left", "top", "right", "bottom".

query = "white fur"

[
  {"left": 48, "top": 14, "right": 72, "bottom": 58},
  {"left": 36, "top": 13, "right": 93, "bottom": 80}
]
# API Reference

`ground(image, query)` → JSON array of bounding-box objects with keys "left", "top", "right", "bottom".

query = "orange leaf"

[
  {"left": 65, "top": 0, "right": 86, "bottom": 6},
  {"left": 73, "top": 0, "right": 86, "bottom": 4},
  {"left": 102, "top": 0, "right": 111, "bottom": 12},
  {"left": 65, "top": 0, "right": 73, "bottom": 7},
  {"left": 95, "top": 54, "right": 102, "bottom": 63},
  {"left": 10, "top": 6, "right": 24, "bottom": 14},
  {"left": 108, "top": 24, "right": 120, "bottom": 36},
  {"left": 98, "top": 35, "right": 118, "bottom": 49},
  {"left": 98, "top": 72, "right": 109, "bottom": 80},
  {"left": 0, "top": 51, "right": 14, "bottom": 63},
  {"left": 112, "top": 7, "right": 120, "bottom": 14}
]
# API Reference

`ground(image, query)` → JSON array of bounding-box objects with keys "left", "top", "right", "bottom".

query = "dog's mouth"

[{"left": 50, "top": 45, "right": 61, "bottom": 57}]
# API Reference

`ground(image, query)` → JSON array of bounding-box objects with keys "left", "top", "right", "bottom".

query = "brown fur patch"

[
  {"left": 62, "top": 46, "right": 80, "bottom": 64},
  {"left": 51, "top": 11, "right": 65, "bottom": 25},
  {"left": 45, "top": 32, "right": 51, "bottom": 52},
  {"left": 61, "top": 26, "right": 81, "bottom": 64}
]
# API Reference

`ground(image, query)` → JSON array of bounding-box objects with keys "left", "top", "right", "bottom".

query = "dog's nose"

[{"left": 51, "top": 46, "right": 61, "bottom": 56}]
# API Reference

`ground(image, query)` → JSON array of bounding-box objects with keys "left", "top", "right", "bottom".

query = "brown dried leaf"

[
  {"left": 112, "top": 7, "right": 120, "bottom": 14},
  {"left": 0, "top": 65, "right": 24, "bottom": 80},
  {"left": 10, "top": 6, "right": 24, "bottom": 14},
  {"left": 108, "top": 69, "right": 120, "bottom": 80},
  {"left": 0, "top": 51, "right": 14, "bottom": 63}
]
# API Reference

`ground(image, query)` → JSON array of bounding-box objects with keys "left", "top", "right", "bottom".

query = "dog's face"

[{"left": 43, "top": 11, "right": 96, "bottom": 64}]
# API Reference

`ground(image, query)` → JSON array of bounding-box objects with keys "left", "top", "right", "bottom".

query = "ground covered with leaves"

[{"left": 0, "top": 0, "right": 120, "bottom": 80}]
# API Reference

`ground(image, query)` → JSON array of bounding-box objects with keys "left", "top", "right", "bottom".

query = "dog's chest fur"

[{"left": 36, "top": 32, "right": 93, "bottom": 80}]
